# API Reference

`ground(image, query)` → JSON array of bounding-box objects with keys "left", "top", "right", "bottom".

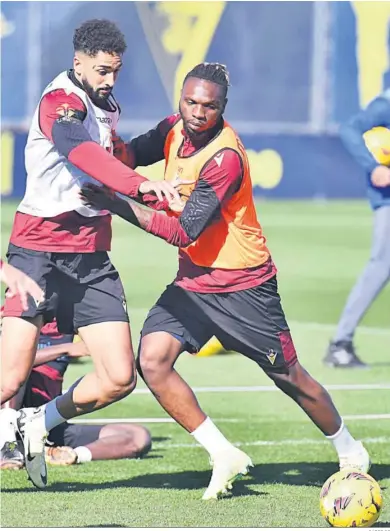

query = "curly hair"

[
  {"left": 184, "top": 62, "right": 230, "bottom": 98},
  {"left": 73, "top": 19, "right": 127, "bottom": 57}
]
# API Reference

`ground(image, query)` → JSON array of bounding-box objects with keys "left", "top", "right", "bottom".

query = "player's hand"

[
  {"left": 112, "top": 130, "right": 130, "bottom": 165},
  {"left": 168, "top": 198, "right": 186, "bottom": 213},
  {"left": 371, "top": 166, "right": 390, "bottom": 187},
  {"left": 138, "top": 180, "right": 182, "bottom": 203},
  {"left": 80, "top": 183, "right": 116, "bottom": 211},
  {"left": 167, "top": 177, "right": 197, "bottom": 213},
  {"left": 1, "top": 263, "right": 45, "bottom": 311}
]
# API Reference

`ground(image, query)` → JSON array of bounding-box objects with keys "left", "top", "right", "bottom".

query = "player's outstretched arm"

[
  {"left": 81, "top": 149, "right": 242, "bottom": 247},
  {"left": 0, "top": 260, "right": 45, "bottom": 311},
  {"left": 112, "top": 115, "right": 180, "bottom": 169},
  {"left": 39, "top": 90, "right": 179, "bottom": 202},
  {"left": 33, "top": 340, "right": 89, "bottom": 368}
]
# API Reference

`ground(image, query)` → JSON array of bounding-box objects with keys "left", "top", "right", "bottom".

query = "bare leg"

[
  {"left": 83, "top": 424, "right": 151, "bottom": 460},
  {"left": 19, "top": 321, "right": 137, "bottom": 488},
  {"left": 269, "top": 361, "right": 342, "bottom": 435},
  {"left": 268, "top": 361, "right": 370, "bottom": 471},
  {"left": 137, "top": 332, "right": 206, "bottom": 432},
  {"left": 1, "top": 316, "right": 42, "bottom": 404},
  {"left": 3, "top": 384, "right": 26, "bottom": 411},
  {"left": 53, "top": 321, "right": 137, "bottom": 422},
  {"left": 138, "top": 331, "right": 253, "bottom": 500}
]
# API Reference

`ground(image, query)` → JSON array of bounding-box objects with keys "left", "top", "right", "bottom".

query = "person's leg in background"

[
  {"left": 45, "top": 423, "right": 152, "bottom": 465},
  {"left": 325, "top": 205, "right": 390, "bottom": 368}
]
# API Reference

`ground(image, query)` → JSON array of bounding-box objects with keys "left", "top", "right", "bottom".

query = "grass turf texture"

[{"left": 1, "top": 200, "right": 389, "bottom": 528}]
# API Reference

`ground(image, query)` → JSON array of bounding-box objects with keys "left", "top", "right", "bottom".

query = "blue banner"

[
  {"left": 1, "top": 130, "right": 366, "bottom": 200},
  {"left": 2, "top": 1, "right": 387, "bottom": 200},
  {"left": 1, "top": 1, "right": 314, "bottom": 126}
]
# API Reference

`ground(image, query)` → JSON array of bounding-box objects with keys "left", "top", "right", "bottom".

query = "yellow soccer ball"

[
  {"left": 363, "top": 126, "right": 390, "bottom": 165},
  {"left": 319, "top": 469, "right": 383, "bottom": 527}
]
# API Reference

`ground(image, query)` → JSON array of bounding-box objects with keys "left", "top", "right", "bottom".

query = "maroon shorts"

[
  {"left": 3, "top": 243, "right": 129, "bottom": 334},
  {"left": 141, "top": 275, "right": 298, "bottom": 376}
]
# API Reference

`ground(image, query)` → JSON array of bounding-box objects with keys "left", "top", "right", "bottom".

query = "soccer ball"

[
  {"left": 319, "top": 469, "right": 383, "bottom": 527},
  {"left": 363, "top": 126, "right": 390, "bottom": 165}
]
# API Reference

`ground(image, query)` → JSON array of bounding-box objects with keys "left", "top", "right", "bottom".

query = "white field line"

[
  {"left": 70, "top": 413, "right": 390, "bottom": 425},
  {"left": 63, "top": 383, "right": 390, "bottom": 395},
  {"left": 153, "top": 436, "right": 390, "bottom": 450},
  {"left": 130, "top": 383, "right": 390, "bottom": 394}
]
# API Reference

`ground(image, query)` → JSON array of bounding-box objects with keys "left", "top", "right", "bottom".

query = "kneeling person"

[{"left": 0, "top": 320, "right": 151, "bottom": 468}]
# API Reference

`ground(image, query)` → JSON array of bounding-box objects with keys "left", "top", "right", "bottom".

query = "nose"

[
  {"left": 105, "top": 72, "right": 115, "bottom": 87},
  {"left": 192, "top": 105, "right": 205, "bottom": 120}
]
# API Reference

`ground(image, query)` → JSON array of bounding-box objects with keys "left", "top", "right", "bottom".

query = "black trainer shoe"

[
  {"left": 323, "top": 341, "right": 368, "bottom": 368},
  {"left": 0, "top": 441, "right": 25, "bottom": 470}
]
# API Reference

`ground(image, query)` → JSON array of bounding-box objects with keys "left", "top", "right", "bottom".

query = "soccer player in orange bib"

[{"left": 81, "top": 63, "right": 371, "bottom": 500}]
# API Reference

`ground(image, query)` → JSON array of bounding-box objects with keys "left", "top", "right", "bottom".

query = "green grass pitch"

[{"left": 1, "top": 200, "right": 389, "bottom": 528}]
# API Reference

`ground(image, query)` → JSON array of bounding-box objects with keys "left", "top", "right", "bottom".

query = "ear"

[
  {"left": 73, "top": 53, "right": 82, "bottom": 75},
  {"left": 221, "top": 97, "right": 227, "bottom": 114}
]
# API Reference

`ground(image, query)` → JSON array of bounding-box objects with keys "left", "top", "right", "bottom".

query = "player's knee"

[
  {"left": 137, "top": 347, "right": 170, "bottom": 384},
  {"left": 269, "top": 363, "right": 302, "bottom": 393},
  {"left": 135, "top": 354, "right": 144, "bottom": 380},
  {"left": 131, "top": 426, "right": 152, "bottom": 457},
  {"left": 270, "top": 363, "right": 322, "bottom": 400},
  {"left": 101, "top": 371, "right": 137, "bottom": 402}
]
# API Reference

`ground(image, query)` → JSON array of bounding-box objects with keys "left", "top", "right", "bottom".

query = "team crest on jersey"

[
  {"left": 56, "top": 103, "right": 76, "bottom": 120},
  {"left": 266, "top": 349, "right": 278, "bottom": 365}
]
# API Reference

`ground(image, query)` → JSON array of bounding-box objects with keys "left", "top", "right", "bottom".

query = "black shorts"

[
  {"left": 3, "top": 243, "right": 129, "bottom": 334},
  {"left": 141, "top": 276, "right": 297, "bottom": 375},
  {"left": 48, "top": 423, "right": 103, "bottom": 448}
]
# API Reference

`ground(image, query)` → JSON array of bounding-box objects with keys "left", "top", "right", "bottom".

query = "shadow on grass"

[{"left": 3, "top": 462, "right": 389, "bottom": 499}]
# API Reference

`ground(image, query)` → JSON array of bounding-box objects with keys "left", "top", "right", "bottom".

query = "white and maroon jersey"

[
  {"left": 19, "top": 71, "right": 119, "bottom": 218},
  {"left": 9, "top": 70, "right": 147, "bottom": 253}
]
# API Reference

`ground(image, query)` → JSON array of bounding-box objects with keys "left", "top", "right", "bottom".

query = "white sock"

[
  {"left": 74, "top": 446, "right": 92, "bottom": 463},
  {"left": 326, "top": 421, "right": 359, "bottom": 457},
  {"left": 191, "top": 417, "right": 235, "bottom": 458},
  {"left": 0, "top": 409, "right": 18, "bottom": 449},
  {"left": 44, "top": 399, "right": 67, "bottom": 431}
]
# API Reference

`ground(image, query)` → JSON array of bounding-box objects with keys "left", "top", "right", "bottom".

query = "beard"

[
  {"left": 179, "top": 104, "right": 205, "bottom": 137},
  {"left": 82, "top": 76, "right": 111, "bottom": 102}
]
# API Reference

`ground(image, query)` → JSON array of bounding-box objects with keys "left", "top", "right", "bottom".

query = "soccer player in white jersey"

[{"left": 1, "top": 19, "right": 179, "bottom": 489}]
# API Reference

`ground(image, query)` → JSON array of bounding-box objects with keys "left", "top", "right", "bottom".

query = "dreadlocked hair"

[{"left": 184, "top": 63, "right": 230, "bottom": 97}]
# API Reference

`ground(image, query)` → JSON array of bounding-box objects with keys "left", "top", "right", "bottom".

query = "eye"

[
  {"left": 186, "top": 99, "right": 195, "bottom": 105},
  {"left": 98, "top": 70, "right": 108, "bottom": 76}
]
